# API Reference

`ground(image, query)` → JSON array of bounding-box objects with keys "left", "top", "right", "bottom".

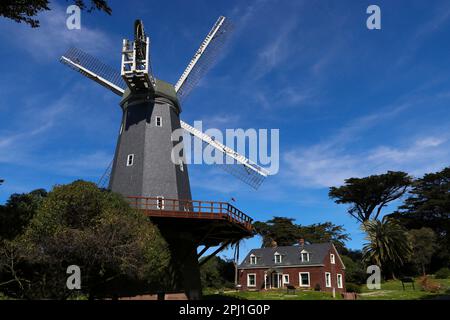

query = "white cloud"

[{"left": 0, "top": 3, "right": 113, "bottom": 61}]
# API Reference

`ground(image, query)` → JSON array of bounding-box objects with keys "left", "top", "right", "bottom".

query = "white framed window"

[
  {"left": 247, "top": 273, "right": 256, "bottom": 287},
  {"left": 337, "top": 274, "right": 343, "bottom": 288},
  {"left": 155, "top": 116, "right": 162, "bottom": 127},
  {"left": 330, "top": 253, "right": 335, "bottom": 264},
  {"left": 325, "top": 272, "right": 331, "bottom": 288},
  {"left": 274, "top": 252, "right": 282, "bottom": 264},
  {"left": 156, "top": 196, "right": 164, "bottom": 210},
  {"left": 299, "top": 272, "right": 310, "bottom": 287},
  {"left": 250, "top": 254, "right": 257, "bottom": 265},
  {"left": 301, "top": 250, "right": 310, "bottom": 262},
  {"left": 283, "top": 274, "right": 290, "bottom": 285},
  {"left": 179, "top": 159, "right": 184, "bottom": 172},
  {"left": 126, "top": 154, "right": 134, "bottom": 166}
]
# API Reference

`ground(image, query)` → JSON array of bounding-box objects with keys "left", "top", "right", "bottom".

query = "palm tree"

[{"left": 362, "top": 217, "right": 412, "bottom": 279}]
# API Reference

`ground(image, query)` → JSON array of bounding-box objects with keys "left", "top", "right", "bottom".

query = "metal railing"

[{"left": 127, "top": 196, "right": 253, "bottom": 232}]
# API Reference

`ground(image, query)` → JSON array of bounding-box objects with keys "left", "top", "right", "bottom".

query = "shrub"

[
  {"left": 418, "top": 276, "right": 441, "bottom": 293},
  {"left": 345, "top": 283, "right": 362, "bottom": 293},
  {"left": 314, "top": 283, "right": 321, "bottom": 291},
  {"left": 434, "top": 267, "right": 450, "bottom": 279}
]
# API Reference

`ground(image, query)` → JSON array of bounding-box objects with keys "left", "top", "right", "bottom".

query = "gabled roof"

[{"left": 238, "top": 243, "right": 333, "bottom": 269}]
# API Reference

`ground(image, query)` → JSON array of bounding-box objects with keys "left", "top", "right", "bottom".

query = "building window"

[
  {"left": 247, "top": 274, "right": 256, "bottom": 287},
  {"left": 155, "top": 116, "right": 162, "bottom": 127},
  {"left": 179, "top": 159, "right": 184, "bottom": 172},
  {"left": 301, "top": 250, "right": 310, "bottom": 262},
  {"left": 299, "top": 272, "right": 310, "bottom": 287},
  {"left": 330, "top": 253, "right": 335, "bottom": 264},
  {"left": 274, "top": 252, "right": 282, "bottom": 264},
  {"left": 283, "top": 274, "right": 290, "bottom": 285},
  {"left": 325, "top": 272, "right": 331, "bottom": 288},
  {"left": 337, "top": 274, "right": 343, "bottom": 288},
  {"left": 250, "top": 255, "right": 257, "bottom": 265},
  {"left": 156, "top": 196, "right": 164, "bottom": 209},
  {"left": 126, "top": 154, "right": 134, "bottom": 166}
]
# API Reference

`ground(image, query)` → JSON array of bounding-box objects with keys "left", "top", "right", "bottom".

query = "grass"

[
  {"left": 358, "top": 277, "right": 450, "bottom": 300},
  {"left": 204, "top": 289, "right": 341, "bottom": 300},
  {"left": 204, "top": 277, "right": 450, "bottom": 300}
]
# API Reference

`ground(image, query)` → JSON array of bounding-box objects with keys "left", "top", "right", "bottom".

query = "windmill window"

[
  {"left": 325, "top": 272, "right": 331, "bottom": 288},
  {"left": 155, "top": 116, "right": 162, "bottom": 127},
  {"left": 337, "top": 274, "right": 343, "bottom": 288},
  {"left": 299, "top": 272, "right": 310, "bottom": 287},
  {"left": 250, "top": 254, "right": 257, "bottom": 265},
  {"left": 156, "top": 196, "right": 164, "bottom": 209},
  {"left": 247, "top": 274, "right": 256, "bottom": 287},
  {"left": 126, "top": 154, "right": 134, "bottom": 166},
  {"left": 179, "top": 159, "right": 184, "bottom": 172},
  {"left": 301, "top": 250, "right": 310, "bottom": 262}
]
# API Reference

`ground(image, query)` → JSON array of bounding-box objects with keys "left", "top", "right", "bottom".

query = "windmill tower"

[{"left": 60, "top": 17, "right": 269, "bottom": 299}]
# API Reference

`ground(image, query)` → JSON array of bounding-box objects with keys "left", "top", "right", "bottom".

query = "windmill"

[{"left": 60, "top": 17, "right": 267, "bottom": 299}]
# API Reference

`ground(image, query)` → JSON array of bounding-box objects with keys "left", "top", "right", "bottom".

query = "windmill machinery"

[{"left": 60, "top": 17, "right": 266, "bottom": 299}]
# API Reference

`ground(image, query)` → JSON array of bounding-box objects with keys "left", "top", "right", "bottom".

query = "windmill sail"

[
  {"left": 175, "top": 16, "right": 233, "bottom": 102},
  {"left": 60, "top": 47, "right": 126, "bottom": 95}
]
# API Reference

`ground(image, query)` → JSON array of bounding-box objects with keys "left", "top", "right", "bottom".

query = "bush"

[
  {"left": 345, "top": 283, "right": 362, "bottom": 293},
  {"left": 314, "top": 283, "right": 321, "bottom": 291},
  {"left": 435, "top": 268, "right": 450, "bottom": 279},
  {"left": 419, "top": 276, "right": 441, "bottom": 293}
]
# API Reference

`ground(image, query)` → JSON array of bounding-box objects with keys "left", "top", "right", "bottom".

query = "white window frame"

[
  {"left": 301, "top": 250, "right": 310, "bottom": 262},
  {"left": 337, "top": 274, "right": 343, "bottom": 289},
  {"left": 325, "top": 272, "right": 331, "bottom": 288},
  {"left": 274, "top": 252, "right": 282, "bottom": 264},
  {"left": 126, "top": 154, "right": 134, "bottom": 167},
  {"left": 283, "top": 274, "right": 290, "bottom": 285},
  {"left": 179, "top": 159, "right": 184, "bottom": 172},
  {"left": 330, "top": 253, "right": 335, "bottom": 264},
  {"left": 156, "top": 196, "right": 165, "bottom": 210},
  {"left": 250, "top": 254, "right": 257, "bottom": 265},
  {"left": 299, "top": 272, "right": 310, "bottom": 287},
  {"left": 155, "top": 116, "right": 162, "bottom": 127},
  {"left": 247, "top": 273, "right": 256, "bottom": 287}
]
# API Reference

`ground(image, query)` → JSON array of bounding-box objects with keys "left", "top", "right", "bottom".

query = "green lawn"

[
  {"left": 358, "top": 278, "right": 450, "bottom": 300},
  {"left": 204, "top": 278, "right": 450, "bottom": 300},
  {"left": 204, "top": 289, "right": 341, "bottom": 300}
]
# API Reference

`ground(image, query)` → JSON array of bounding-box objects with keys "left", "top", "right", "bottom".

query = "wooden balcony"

[{"left": 127, "top": 196, "right": 254, "bottom": 234}]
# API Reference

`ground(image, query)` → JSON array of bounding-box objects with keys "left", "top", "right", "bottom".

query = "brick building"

[{"left": 238, "top": 241, "right": 346, "bottom": 292}]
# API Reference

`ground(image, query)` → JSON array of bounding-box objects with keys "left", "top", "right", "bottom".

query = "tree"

[
  {"left": 329, "top": 171, "right": 412, "bottom": 223},
  {"left": 253, "top": 217, "right": 350, "bottom": 250},
  {"left": 253, "top": 217, "right": 300, "bottom": 247},
  {"left": 0, "top": 180, "right": 170, "bottom": 299},
  {"left": 0, "top": 189, "right": 47, "bottom": 240},
  {"left": 407, "top": 228, "right": 437, "bottom": 276},
  {"left": 200, "top": 256, "right": 235, "bottom": 289},
  {"left": 362, "top": 217, "right": 412, "bottom": 279},
  {"left": 0, "top": 0, "right": 111, "bottom": 28},
  {"left": 297, "top": 222, "right": 350, "bottom": 252},
  {"left": 391, "top": 167, "right": 450, "bottom": 268}
]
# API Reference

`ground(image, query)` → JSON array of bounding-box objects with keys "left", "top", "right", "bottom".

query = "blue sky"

[{"left": 1, "top": 0, "right": 449, "bottom": 260}]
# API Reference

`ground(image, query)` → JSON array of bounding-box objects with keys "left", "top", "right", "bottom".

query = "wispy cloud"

[{"left": 0, "top": 3, "right": 113, "bottom": 61}]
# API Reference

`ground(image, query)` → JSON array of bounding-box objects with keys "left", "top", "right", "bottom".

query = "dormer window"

[
  {"left": 330, "top": 253, "right": 335, "bottom": 264},
  {"left": 250, "top": 254, "right": 257, "bottom": 265},
  {"left": 274, "top": 252, "right": 282, "bottom": 264},
  {"left": 301, "top": 250, "right": 310, "bottom": 262}
]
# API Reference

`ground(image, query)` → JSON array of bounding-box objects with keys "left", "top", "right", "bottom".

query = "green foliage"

[
  {"left": 0, "top": 180, "right": 170, "bottom": 299},
  {"left": 362, "top": 217, "right": 412, "bottom": 278},
  {"left": 435, "top": 268, "right": 450, "bottom": 279},
  {"left": 253, "top": 217, "right": 350, "bottom": 249},
  {"left": 407, "top": 228, "right": 437, "bottom": 275},
  {"left": 341, "top": 255, "right": 366, "bottom": 284},
  {"left": 200, "top": 256, "right": 235, "bottom": 289},
  {"left": 0, "top": 0, "right": 111, "bottom": 28},
  {"left": 345, "top": 283, "right": 362, "bottom": 293},
  {"left": 329, "top": 171, "right": 411, "bottom": 222},
  {"left": 392, "top": 167, "right": 450, "bottom": 269},
  {"left": 0, "top": 189, "right": 47, "bottom": 240}
]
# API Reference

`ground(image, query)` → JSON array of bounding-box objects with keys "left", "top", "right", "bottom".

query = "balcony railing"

[{"left": 127, "top": 196, "right": 253, "bottom": 232}]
